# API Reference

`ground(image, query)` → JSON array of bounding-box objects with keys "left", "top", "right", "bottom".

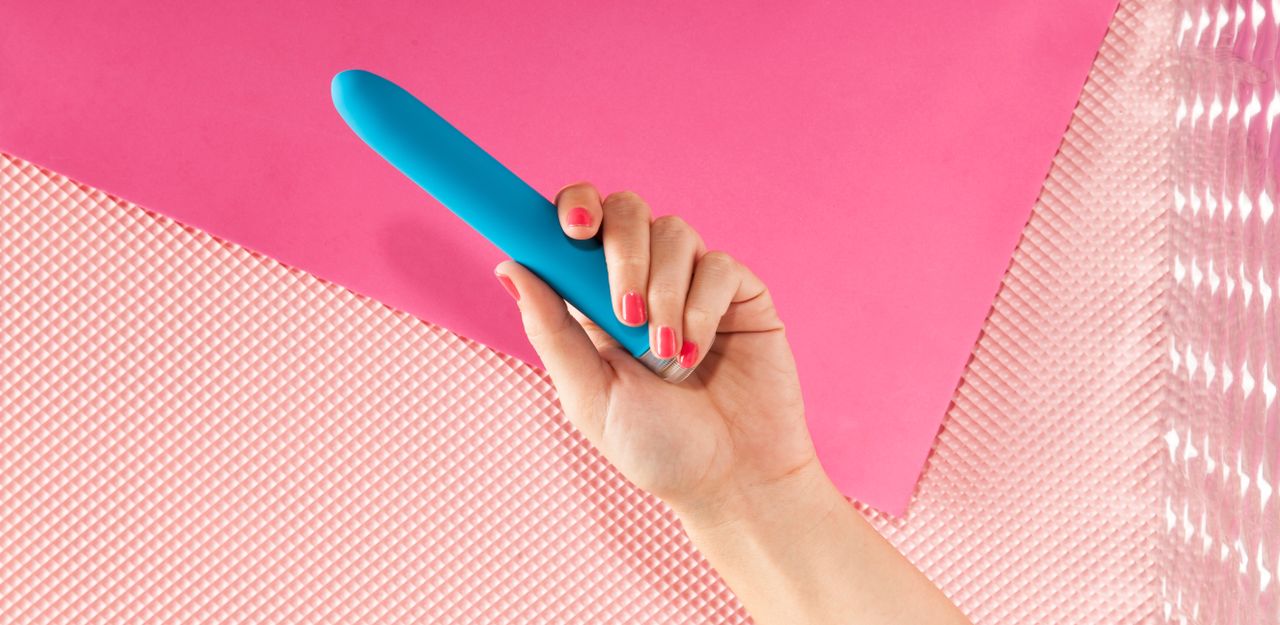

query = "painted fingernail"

[
  {"left": 621, "top": 290, "right": 646, "bottom": 325},
  {"left": 495, "top": 271, "right": 520, "bottom": 301},
  {"left": 655, "top": 325, "right": 677, "bottom": 359},
  {"left": 566, "top": 206, "right": 592, "bottom": 227},
  {"left": 678, "top": 340, "right": 698, "bottom": 368}
]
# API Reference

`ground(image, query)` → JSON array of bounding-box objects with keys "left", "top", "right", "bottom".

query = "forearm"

[
  {"left": 672, "top": 461, "right": 971, "bottom": 625},
  {"left": 505, "top": 181, "right": 968, "bottom": 623}
]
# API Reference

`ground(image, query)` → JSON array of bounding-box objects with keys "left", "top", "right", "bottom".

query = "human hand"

[
  {"left": 494, "top": 182, "right": 970, "bottom": 625},
  {"left": 492, "top": 182, "right": 819, "bottom": 525}
]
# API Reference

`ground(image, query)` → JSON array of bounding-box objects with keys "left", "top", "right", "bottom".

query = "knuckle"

[
  {"left": 650, "top": 215, "right": 692, "bottom": 244},
  {"left": 525, "top": 311, "right": 576, "bottom": 344},
  {"left": 701, "top": 249, "right": 734, "bottom": 265},
  {"left": 651, "top": 214, "right": 687, "bottom": 232},
  {"left": 606, "top": 189, "right": 642, "bottom": 203},
  {"left": 604, "top": 190, "right": 651, "bottom": 219},
  {"left": 699, "top": 250, "right": 738, "bottom": 276},
  {"left": 611, "top": 204, "right": 645, "bottom": 221},
  {"left": 684, "top": 304, "right": 718, "bottom": 327},
  {"left": 647, "top": 282, "right": 684, "bottom": 304},
  {"left": 610, "top": 251, "right": 649, "bottom": 271}
]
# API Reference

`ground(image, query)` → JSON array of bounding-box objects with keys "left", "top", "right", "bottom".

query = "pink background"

[
  {"left": 0, "top": 1, "right": 1116, "bottom": 514},
  {"left": 0, "top": 0, "right": 1196, "bottom": 620},
  {"left": 4, "top": 1, "right": 1275, "bottom": 622}
]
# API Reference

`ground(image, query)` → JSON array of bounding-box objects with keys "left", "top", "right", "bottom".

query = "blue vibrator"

[{"left": 331, "top": 69, "right": 689, "bottom": 382}]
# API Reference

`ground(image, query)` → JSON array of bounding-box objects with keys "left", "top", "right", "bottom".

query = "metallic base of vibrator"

[{"left": 636, "top": 349, "right": 695, "bottom": 383}]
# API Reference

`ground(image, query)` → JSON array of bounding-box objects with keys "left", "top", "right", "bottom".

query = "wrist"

[
  {"left": 670, "top": 454, "right": 846, "bottom": 550},
  {"left": 670, "top": 458, "right": 865, "bottom": 624},
  {"left": 669, "top": 458, "right": 972, "bottom": 625}
]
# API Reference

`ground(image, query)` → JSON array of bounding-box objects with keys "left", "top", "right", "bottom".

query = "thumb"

[{"left": 494, "top": 260, "right": 609, "bottom": 422}]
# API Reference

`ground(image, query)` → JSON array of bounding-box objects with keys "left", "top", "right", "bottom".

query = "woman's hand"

[
  {"left": 493, "top": 182, "right": 817, "bottom": 525},
  {"left": 494, "top": 182, "right": 971, "bottom": 625}
]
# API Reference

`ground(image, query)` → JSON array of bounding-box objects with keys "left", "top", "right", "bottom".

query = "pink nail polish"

[
  {"left": 494, "top": 272, "right": 520, "bottom": 301},
  {"left": 566, "top": 206, "right": 592, "bottom": 227},
  {"left": 621, "top": 290, "right": 646, "bottom": 325},
  {"left": 678, "top": 340, "right": 698, "bottom": 369},
  {"left": 655, "top": 325, "right": 677, "bottom": 359}
]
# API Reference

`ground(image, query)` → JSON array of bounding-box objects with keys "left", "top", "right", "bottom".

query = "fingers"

[
  {"left": 680, "top": 251, "right": 773, "bottom": 369},
  {"left": 601, "top": 190, "right": 653, "bottom": 327},
  {"left": 555, "top": 181, "right": 603, "bottom": 240},
  {"left": 646, "top": 215, "right": 704, "bottom": 360},
  {"left": 494, "top": 260, "right": 609, "bottom": 438},
  {"left": 550, "top": 183, "right": 780, "bottom": 378}
]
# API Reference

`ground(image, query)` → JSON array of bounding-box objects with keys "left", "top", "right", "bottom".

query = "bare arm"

[
  {"left": 676, "top": 459, "right": 967, "bottom": 624},
  {"left": 493, "top": 182, "right": 970, "bottom": 625}
]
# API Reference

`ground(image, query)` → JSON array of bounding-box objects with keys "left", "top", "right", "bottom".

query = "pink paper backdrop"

[
  {"left": 0, "top": 0, "right": 1119, "bottom": 514},
  {"left": 0, "top": 0, "right": 1182, "bottom": 621}
]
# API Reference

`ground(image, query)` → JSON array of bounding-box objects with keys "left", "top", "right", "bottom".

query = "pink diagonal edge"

[{"left": 0, "top": 0, "right": 1119, "bottom": 514}]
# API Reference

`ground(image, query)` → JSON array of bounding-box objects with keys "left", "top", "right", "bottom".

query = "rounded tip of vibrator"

[
  {"left": 330, "top": 69, "right": 418, "bottom": 141},
  {"left": 331, "top": 69, "right": 380, "bottom": 105}
]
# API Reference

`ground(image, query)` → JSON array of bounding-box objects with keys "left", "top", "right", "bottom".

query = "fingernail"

[
  {"left": 566, "top": 206, "right": 592, "bottom": 227},
  {"left": 678, "top": 340, "right": 698, "bottom": 368},
  {"left": 655, "top": 325, "right": 677, "bottom": 359},
  {"left": 495, "top": 271, "right": 520, "bottom": 301},
  {"left": 621, "top": 290, "right": 646, "bottom": 325}
]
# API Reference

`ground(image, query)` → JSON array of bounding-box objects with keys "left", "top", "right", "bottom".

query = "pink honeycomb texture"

[{"left": 0, "top": 1, "right": 1273, "bottom": 623}]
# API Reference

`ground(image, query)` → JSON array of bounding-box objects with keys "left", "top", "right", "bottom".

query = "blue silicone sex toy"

[{"left": 331, "top": 69, "right": 689, "bottom": 382}]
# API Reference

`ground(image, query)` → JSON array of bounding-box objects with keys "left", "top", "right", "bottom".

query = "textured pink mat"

[
  {"left": 8, "top": 0, "right": 1265, "bottom": 622},
  {"left": 0, "top": 0, "right": 1122, "bottom": 516},
  {"left": 1165, "top": 0, "right": 1280, "bottom": 622}
]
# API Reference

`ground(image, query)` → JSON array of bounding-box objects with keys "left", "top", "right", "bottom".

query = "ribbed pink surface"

[
  {"left": 1165, "top": 1, "right": 1280, "bottom": 623},
  {"left": 0, "top": 0, "right": 1202, "bottom": 622}
]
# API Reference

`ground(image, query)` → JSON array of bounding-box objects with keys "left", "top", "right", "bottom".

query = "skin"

[{"left": 493, "top": 182, "right": 972, "bottom": 625}]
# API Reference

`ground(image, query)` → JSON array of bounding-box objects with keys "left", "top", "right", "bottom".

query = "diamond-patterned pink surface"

[
  {"left": 866, "top": 0, "right": 1172, "bottom": 621},
  {"left": 0, "top": 153, "right": 745, "bottom": 623},
  {"left": 0, "top": 0, "right": 1222, "bottom": 622}
]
